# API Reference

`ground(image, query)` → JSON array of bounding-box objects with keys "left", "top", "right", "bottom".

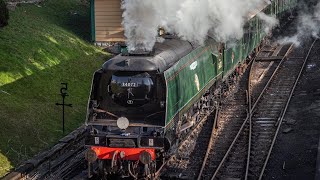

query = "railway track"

[
  {"left": 206, "top": 43, "right": 293, "bottom": 180},
  {"left": 158, "top": 43, "right": 291, "bottom": 180},
  {"left": 5, "top": 127, "right": 88, "bottom": 180},
  {"left": 157, "top": 106, "right": 218, "bottom": 179},
  {"left": 26, "top": 145, "right": 87, "bottom": 180},
  {"left": 197, "top": 64, "right": 251, "bottom": 180},
  {"left": 247, "top": 39, "right": 318, "bottom": 180},
  {"left": 196, "top": 39, "right": 317, "bottom": 180}
]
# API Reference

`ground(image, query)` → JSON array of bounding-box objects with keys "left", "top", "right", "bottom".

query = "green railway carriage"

[
  {"left": 163, "top": 0, "right": 297, "bottom": 128},
  {"left": 164, "top": 46, "right": 218, "bottom": 125}
]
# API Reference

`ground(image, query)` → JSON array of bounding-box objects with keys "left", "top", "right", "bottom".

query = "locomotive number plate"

[
  {"left": 121, "top": 82, "right": 138, "bottom": 87},
  {"left": 94, "top": 137, "right": 99, "bottom": 145},
  {"left": 149, "top": 139, "right": 154, "bottom": 146}
]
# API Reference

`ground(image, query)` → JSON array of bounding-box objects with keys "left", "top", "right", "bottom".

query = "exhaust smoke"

[
  {"left": 121, "top": 0, "right": 280, "bottom": 52},
  {"left": 278, "top": 1, "right": 320, "bottom": 46}
]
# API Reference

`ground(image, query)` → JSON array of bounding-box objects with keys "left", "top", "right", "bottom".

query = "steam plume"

[
  {"left": 278, "top": 1, "right": 320, "bottom": 46},
  {"left": 121, "top": 0, "right": 279, "bottom": 52},
  {"left": 257, "top": 12, "right": 279, "bottom": 34}
]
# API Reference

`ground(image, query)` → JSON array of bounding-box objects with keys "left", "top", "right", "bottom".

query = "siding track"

[{"left": 202, "top": 39, "right": 317, "bottom": 180}]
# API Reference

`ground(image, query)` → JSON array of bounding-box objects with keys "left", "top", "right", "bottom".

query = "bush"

[{"left": 0, "top": 0, "right": 9, "bottom": 27}]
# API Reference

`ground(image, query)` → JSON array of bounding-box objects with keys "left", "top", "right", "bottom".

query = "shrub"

[{"left": 0, "top": 0, "right": 9, "bottom": 27}]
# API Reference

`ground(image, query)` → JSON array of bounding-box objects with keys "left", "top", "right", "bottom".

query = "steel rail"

[
  {"left": 250, "top": 44, "right": 294, "bottom": 112},
  {"left": 245, "top": 57, "right": 255, "bottom": 180},
  {"left": 244, "top": 43, "right": 293, "bottom": 180},
  {"left": 198, "top": 58, "right": 255, "bottom": 179},
  {"left": 258, "top": 38, "right": 318, "bottom": 180},
  {"left": 197, "top": 107, "right": 219, "bottom": 180},
  {"left": 210, "top": 111, "right": 250, "bottom": 179},
  {"left": 210, "top": 59, "right": 254, "bottom": 180}
]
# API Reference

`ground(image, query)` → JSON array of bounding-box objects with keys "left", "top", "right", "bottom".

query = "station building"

[{"left": 90, "top": 0, "right": 125, "bottom": 45}]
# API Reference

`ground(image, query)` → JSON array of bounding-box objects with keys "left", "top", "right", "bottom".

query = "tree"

[{"left": 0, "top": 0, "right": 9, "bottom": 27}]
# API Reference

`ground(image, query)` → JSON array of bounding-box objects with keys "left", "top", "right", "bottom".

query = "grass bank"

[{"left": 0, "top": 0, "right": 109, "bottom": 176}]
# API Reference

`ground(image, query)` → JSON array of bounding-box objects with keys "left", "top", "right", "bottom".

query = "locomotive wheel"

[{"left": 111, "top": 151, "right": 119, "bottom": 172}]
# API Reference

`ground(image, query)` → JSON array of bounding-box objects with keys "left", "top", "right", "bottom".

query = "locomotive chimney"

[{"left": 121, "top": 46, "right": 155, "bottom": 56}]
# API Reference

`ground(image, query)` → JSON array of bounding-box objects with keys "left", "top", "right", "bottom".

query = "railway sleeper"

[
  {"left": 250, "top": 149, "right": 271, "bottom": 157},
  {"left": 268, "top": 90, "right": 292, "bottom": 94},
  {"left": 218, "top": 172, "right": 244, "bottom": 178},
  {"left": 224, "top": 164, "right": 246, "bottom": 170},
  {"left": 271, "top": 82, "right": 295, "bottom": 87},
  {"left": 268, "top": 85, "right": 293, "bottom": 89},
  {"left": 222, "top": 102, "right": 247, "bottom": 107},
  {"left": 253, "top": 119, "right": 277, "bottom": 123},
  {"left": 221, "top": 107, "right": 247, "bottom": 112},
  {"left": 253, "top": 109, "right": 281, "bottom": 114},
  {"left": 251, "top": 142, "right": 273, "bottom": 150},
  {"left": 219, "top": 175, "right": 243, "bottom": 180},
  {"left": 252, "top": 129, "right": 276, "bottom": 135},
  {"left": 254, "top": 134, "right": 273, "bottom": 143},
  {"left": 260, "top": 95, "right": 288, "bottom": 99},
  {"left": 251, "top": 131, "right": 274, "bottom": 136},
  {"left": 252, "top": 122, "right": 277, "bottom": 127},
  {"left": 266, "top": 89, "right": 292, "bottom": 94},
  {"left": 254, "top": 108, "right": 282, "bottom": 112},
  {"left": 251, "top": 140, "right": 274, "bottom": 147},
  {"left": 253, "top": 113, "right": 280, "bottom": 118},
  {"left": 220, "top": 170, "right": 245, "bottom": 177},
  {"left": 218, "top": 115, "right": 247, "bottom": 120},
  {"left": 229, "top": 149, "right": 248, "bottom": 156},
  {"left": 260, "top": 104, "right": 286, "bottom": 108},
  {"left": 249, "top": 157, "right": 268, "bottom": 166}
]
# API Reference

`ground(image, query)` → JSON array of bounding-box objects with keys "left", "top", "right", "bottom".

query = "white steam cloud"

[
  {"left": 257, "top": 12, "right": 279, "bottom": 34},
  {"left": 121, "top": 0, "right": 278, "bottom": 52},
  {"left": 278, "top": 1, "right": 320, "bottom": 46}
]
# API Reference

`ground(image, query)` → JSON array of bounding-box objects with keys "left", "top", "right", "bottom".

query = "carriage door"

[{"left": 217, "top": 43, "right": 224, "bottom": 76}]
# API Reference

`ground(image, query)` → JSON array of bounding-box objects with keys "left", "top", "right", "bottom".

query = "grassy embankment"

[{"left": 0, "top": 0, "right": 109, "bottom": 176}]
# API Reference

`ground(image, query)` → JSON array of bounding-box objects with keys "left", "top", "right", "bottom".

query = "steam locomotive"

[{"left": 84, "top": 0, "right": 297, "bottom": 178}]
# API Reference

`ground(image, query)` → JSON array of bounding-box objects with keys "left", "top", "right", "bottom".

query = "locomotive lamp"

[
  {"left": 117, "top": 117, "right": 129, "bottom": 130},
  {"left": 158, "top": 27, "right": 165, "bottom": 36}
]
